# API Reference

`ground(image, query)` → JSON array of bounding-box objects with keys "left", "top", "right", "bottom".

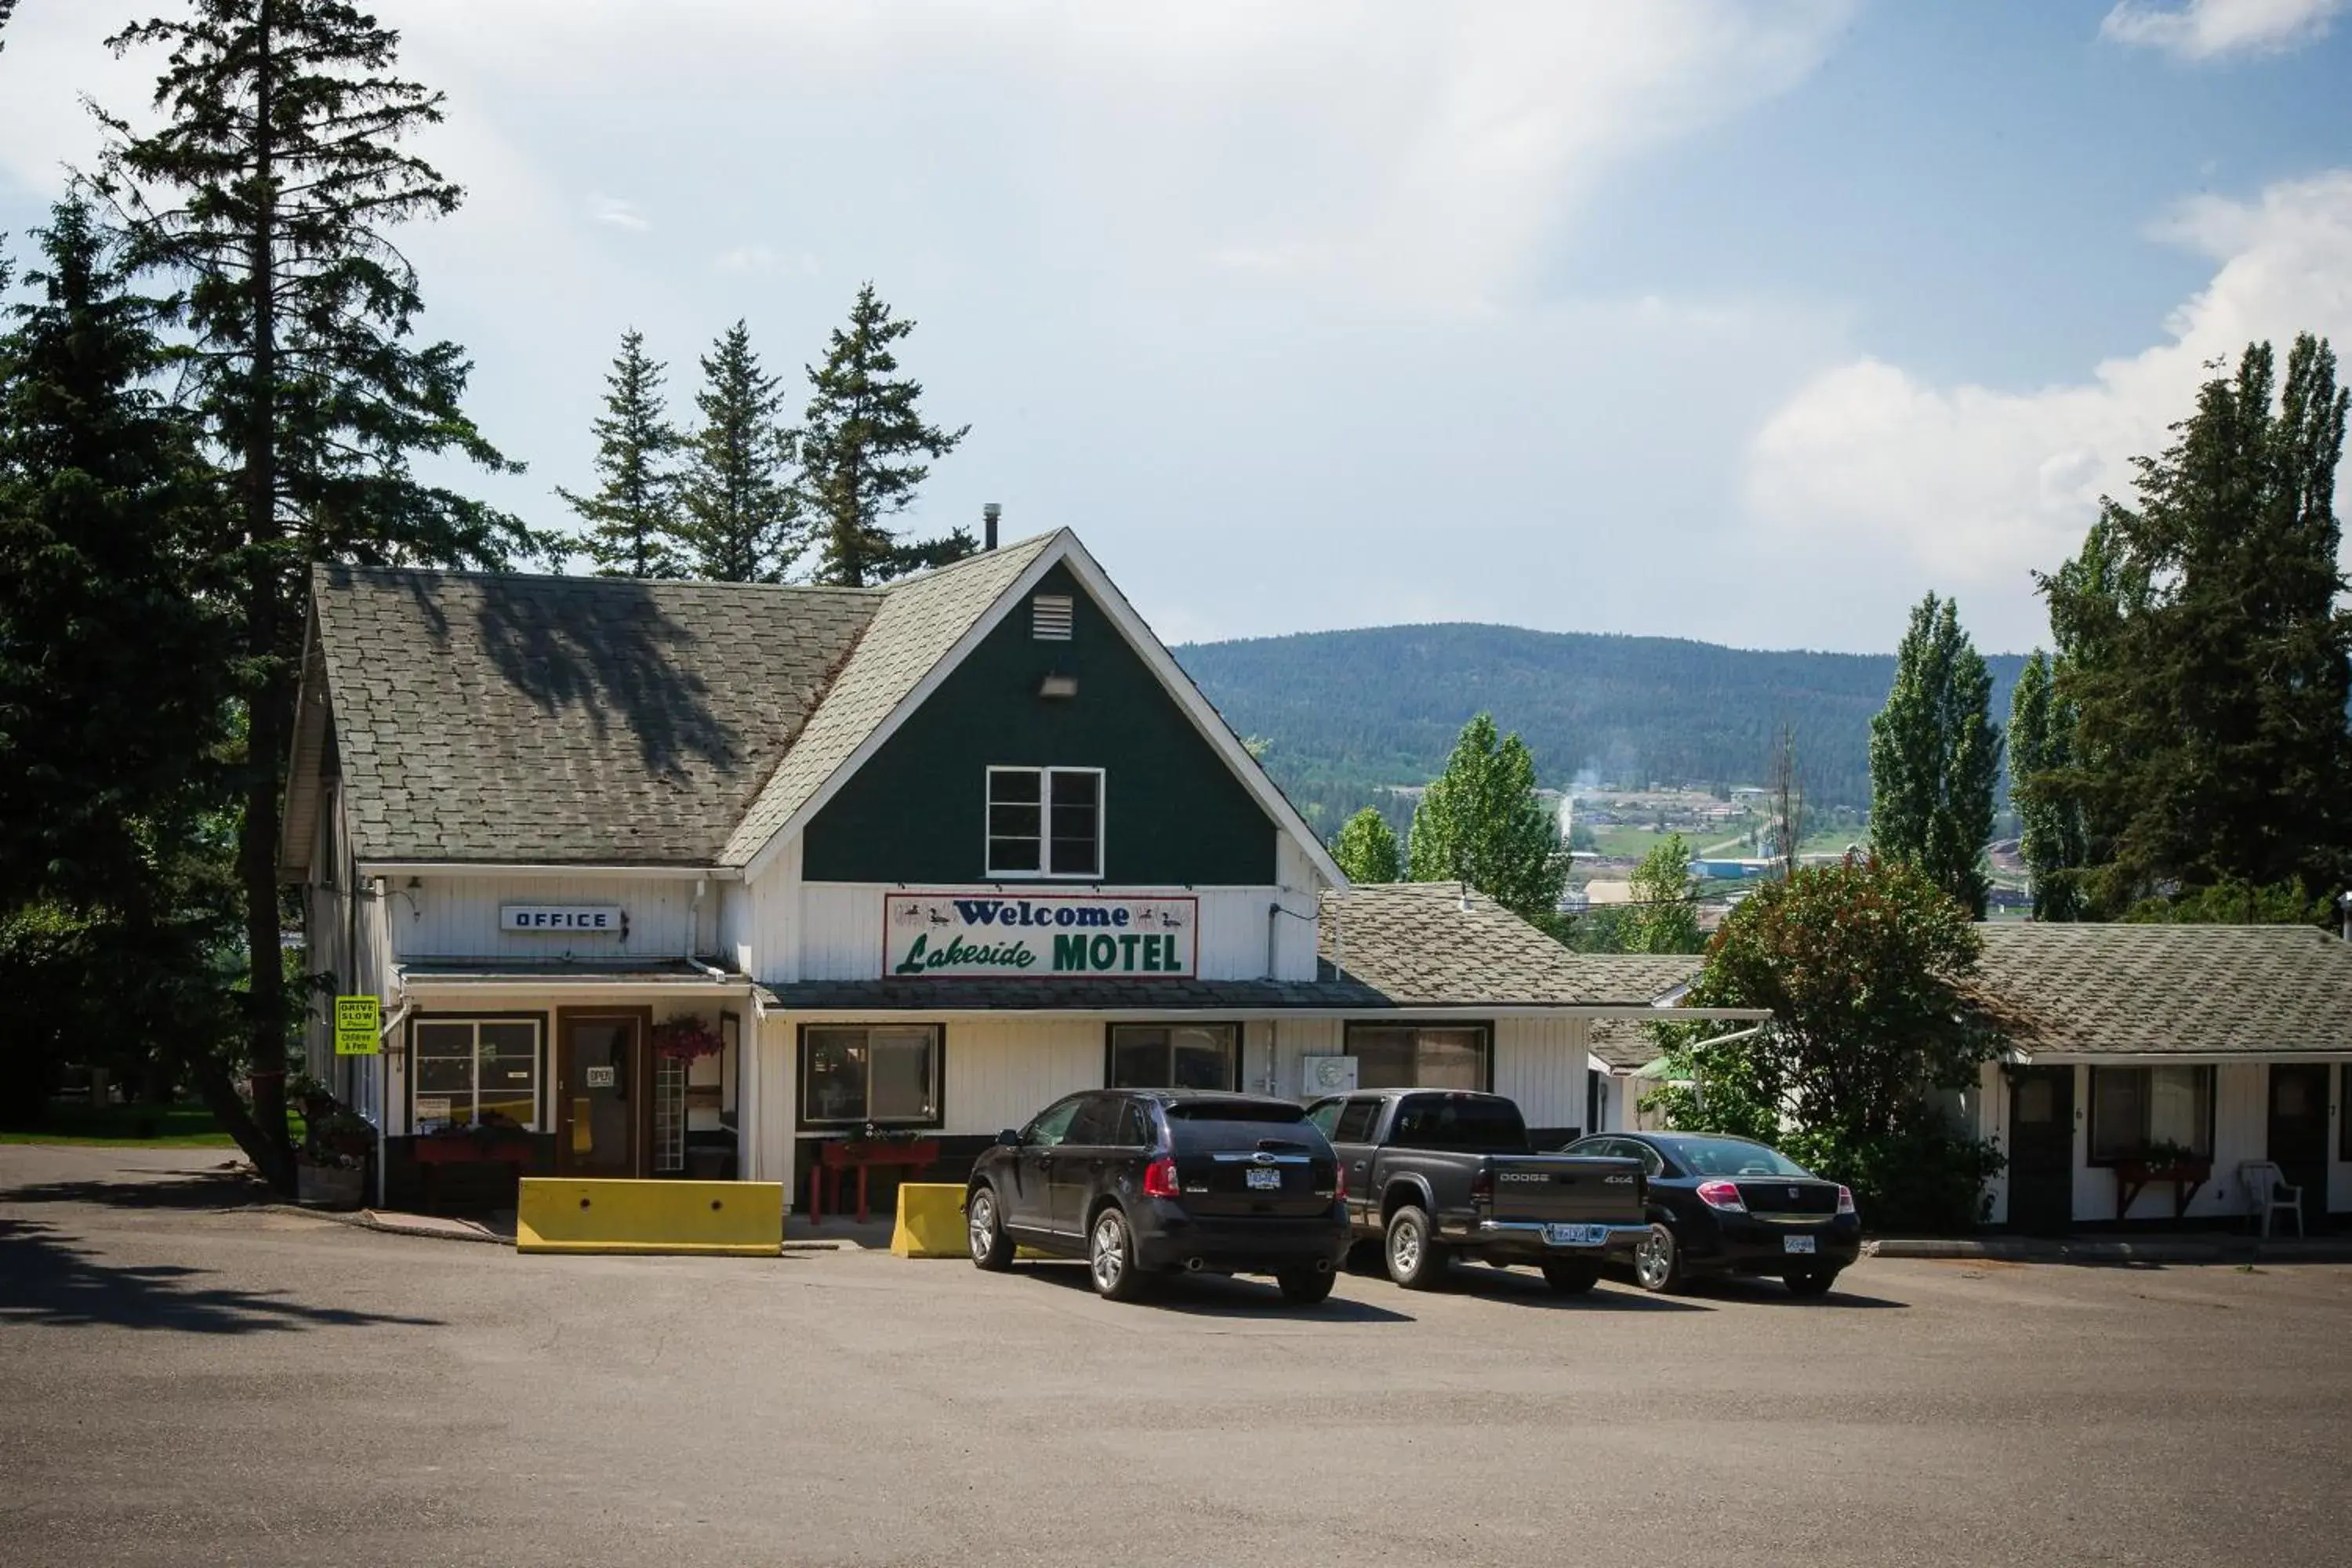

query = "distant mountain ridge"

[{"left": 1174, "top": 622, "right": 2027, "bottom": 826}]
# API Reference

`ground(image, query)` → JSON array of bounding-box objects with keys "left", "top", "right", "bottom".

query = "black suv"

[{"left": 966, "top": 1089, "right": 1350, "bottom": 1304}]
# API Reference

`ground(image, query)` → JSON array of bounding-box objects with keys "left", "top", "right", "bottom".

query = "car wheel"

[
  {"left": 1276, "top": 1267, "right": 1337, "bottom": 1305},
  {"left": 966, "top": 1185, "right": 1014, "bottom": 1272},
  {"left": 1385, "top": 1205, "right": 1448, "bottom": 1290},
  {"left": 1088, "top": 1206, "right": 1145, "bottom": 1302},
  {"left": 1632, "top": 1222, "right": 1684, "bottom": 1293},
  {"left": 1541, "top": 1261, "right": 1601, "bottom": 1295},
  {"left": 1784, "top": 1267, "right": 1839, "bottom": 1298}
]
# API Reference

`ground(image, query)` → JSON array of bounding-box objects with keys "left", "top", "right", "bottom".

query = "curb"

[
  {"left": 280, "top": 1204, "right": 857, "bottom": 1253},
  {"left": 1867, "top": 1236, "right": 2352, "bottom": 1265}
]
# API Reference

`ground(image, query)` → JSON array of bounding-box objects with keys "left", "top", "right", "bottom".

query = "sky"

[{"left": 2, "top": 0, "right": 2349, "bottom": 655}]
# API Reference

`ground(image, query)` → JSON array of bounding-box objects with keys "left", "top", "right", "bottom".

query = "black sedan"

[
  {"left": 966, "top": 1089, "right": 1350, "bottom": 1304},
  {"left": 1558, "top": 1132, "right": 1860, "bottom": 1297}
]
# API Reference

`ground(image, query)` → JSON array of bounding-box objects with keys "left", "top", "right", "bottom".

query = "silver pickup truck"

[{"left": 1306, "top": 1088, "right": 1649, "bottom": 1294}]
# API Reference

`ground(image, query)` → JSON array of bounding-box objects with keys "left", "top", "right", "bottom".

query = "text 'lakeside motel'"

[{"left": 288, "top": 527, "right": 2352, "bottom": 1227}]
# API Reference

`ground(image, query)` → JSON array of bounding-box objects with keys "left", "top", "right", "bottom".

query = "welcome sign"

[{"left": 885, "top": 894, "right": 1197, "bottom": 978}]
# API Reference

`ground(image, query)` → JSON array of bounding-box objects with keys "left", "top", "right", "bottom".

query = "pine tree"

[
  {"left": 678, "top": 321, "right": 801, "bottom": 583},
  {"left": 560, "top": 329, "right": 686, "bottom": 579},
  {"left": 95, "top": 0, "right": 540, "bottom": 1186},
  {"left": 1331, "top": 806, "right": 1402, "bottom": 883},
  {"left": 1868, "top": 593, "right": 2001, "bottom": 917},
  {"left": 800, "top": 283, "right": 972, "bottom": 586},
  {"left": 0, "top": 198, "right": 238, "bottom": 1125},
  {"left": 2039, "top": 336, "right": 2351, "bottom": 911},
  {"left": 1406, "top": 714, "right": 1568, "bottom": 929}
]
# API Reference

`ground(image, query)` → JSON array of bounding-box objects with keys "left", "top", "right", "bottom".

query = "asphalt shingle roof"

[
  {"left": 1966, "top": 922, "right": 2352, "bottom": 1058},
  {"left": 310, "top": 538, "right": 1057, "bottom": 868},
  {"left": 1320, "top": 884, "right": 1706, "bottom": 1007}
]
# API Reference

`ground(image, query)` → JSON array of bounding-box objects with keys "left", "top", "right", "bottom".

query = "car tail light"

[
  {"left": 1330, "top": 1162, "right": 1347, "bottom": 1201},
  {"left": 1469, "top": 1167, "right": 1494, "bottom": 1207},
  {"left": 1696, "top": 1179, "right": 1746, "bottom": 1212},
  {"left": 1835, "top": 1185, "right": 1857, "bottom": 1215},
  {"left": 1143, "top": 1156, "right": 1181, "bottom": 1200}
]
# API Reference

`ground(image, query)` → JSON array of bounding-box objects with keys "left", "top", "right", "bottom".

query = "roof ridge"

[{"left": 314, "top": 561, "right": 889, "bottom": 597}]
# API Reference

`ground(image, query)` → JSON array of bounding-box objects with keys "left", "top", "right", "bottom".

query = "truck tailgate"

[{"left": 1486, "top": 1156, "right": 1643, "bottom": 1225}]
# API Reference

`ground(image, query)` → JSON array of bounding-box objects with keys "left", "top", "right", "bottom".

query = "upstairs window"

[{"left": 986, "top": 766, "right": 1102, "bottom": 878}]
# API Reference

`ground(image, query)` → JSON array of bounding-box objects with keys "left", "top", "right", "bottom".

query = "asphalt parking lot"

[{"left": 3, "top": 1145, "right": 2349, "bottom": 1568}]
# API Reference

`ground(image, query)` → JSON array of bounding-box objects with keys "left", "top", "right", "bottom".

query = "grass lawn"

[{"left": 0, "top": 1101, "right": 300, "bottom": 1149}]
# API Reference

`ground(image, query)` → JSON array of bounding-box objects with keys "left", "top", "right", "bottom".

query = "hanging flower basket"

[{"left": 652, "top": 1015, "right": 724, "bottom": 1061}]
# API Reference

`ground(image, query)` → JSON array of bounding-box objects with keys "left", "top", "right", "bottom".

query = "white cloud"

[
  {"left": 2101, "top": 0, "right": 2346, "bottom": 60},
  {"left": 1743, "top": 171, "right": 2352, "bottom": 651},
  {"left": 590, "top": 194, "right": 649, "bottom": 232}
]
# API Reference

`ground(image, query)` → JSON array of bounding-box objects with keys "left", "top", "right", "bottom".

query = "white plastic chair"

[{"left": 2239, "top": 1161, "right": 2303, "bottom": 1239}]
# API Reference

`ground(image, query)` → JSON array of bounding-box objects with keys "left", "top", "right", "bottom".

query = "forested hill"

[{"left": 1174, "top": 622, "right": 2027, "bottom": 823}]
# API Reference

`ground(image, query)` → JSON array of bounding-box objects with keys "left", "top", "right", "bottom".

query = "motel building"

[{"left": 284, "top": 528, "right": 1765, "bottom": 1214}]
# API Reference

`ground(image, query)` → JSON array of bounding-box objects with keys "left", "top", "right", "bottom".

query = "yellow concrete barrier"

[
  {"left": 516, "top": 1178, "right": 783, "bottom": 1257},
  {"left": 891, "top": 1182, "right": 970, "bottom": 1258}
]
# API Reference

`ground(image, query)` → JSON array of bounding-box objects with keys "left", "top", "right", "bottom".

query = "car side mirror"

[{"left": 996, "top": 1127, "right": 1023, "bottom": 1148}]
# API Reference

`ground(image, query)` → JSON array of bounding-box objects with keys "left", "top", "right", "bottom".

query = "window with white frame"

[
  {"left": 2087, "top": 1065, "right": 2213, "bottom": 1164},
  {"left": 801, "top": 1025, "right": 942, "bottom": 1127},
  {"left": 411, "top": 1018, "right": 542, "bottom": 1133},
  {"left": 985, "top": 766, "right": 1102, "bottom": 878}
]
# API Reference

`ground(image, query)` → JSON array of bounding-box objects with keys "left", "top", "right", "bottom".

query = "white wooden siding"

[
  {"left": 390, "top": 875, "right": 711, "bottom": 962},
  {"left": 1493, "top": 1017, "right": 1594, "bottom": 1133}
]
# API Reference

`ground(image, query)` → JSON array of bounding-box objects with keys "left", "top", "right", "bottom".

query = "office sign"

[
  {"left": 885, "top": 893, "right": 1197, "bottom": 978},
  {"left": 334, "top": 995, "right": 380, "bottom": 1056},
  {"left": 501, "top": 905, "right": 625, "bottom": 935}
]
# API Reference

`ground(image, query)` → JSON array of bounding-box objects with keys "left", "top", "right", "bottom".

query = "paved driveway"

[{"left": 4, "top": 1144, "right": 2348, "bottom": 1568}]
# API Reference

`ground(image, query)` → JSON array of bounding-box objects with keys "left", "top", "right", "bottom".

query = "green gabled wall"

[{"left": 802, "top": 563, "right": 1279, "bottom": 885}]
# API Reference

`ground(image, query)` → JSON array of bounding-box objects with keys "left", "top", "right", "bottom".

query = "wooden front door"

[
  {"left": 556, "top": 1011, "right": 651, "bottom": 1178},
  {"left": 2008, "top": 1067, "right": 2074, "bottom": 1236},
  {"left": 2267, "top": 1064, "right": 2330, "bottom": 1235}
]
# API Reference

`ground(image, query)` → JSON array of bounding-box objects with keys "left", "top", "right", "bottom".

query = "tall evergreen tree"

[
  {"left": 96, "top": 0, "right": 540, "bottom": 1186},
  {"left": 2038, "top": 336, "right": 2351, "bottom": 912},
  {"left": 1406, "top": 713, "right": 1568, "bottom": 930},
  {"left": 560, "top": 328, "right": 686, "bottom": 579},
  {"left": 0, "top": 198, "right": 237, "bottom": 1125},
  {"left": 1868, "top": 593, "right": 2001, "bottom": 917},
  {"left": 800, "top": 283, "right": 973, "bottom": 586},
  {"left": 1331, "top": 806, "right": 1402, "bottom": 883},
  {"left": 679, "top": 321, "right": 800, "bottom": 583}
]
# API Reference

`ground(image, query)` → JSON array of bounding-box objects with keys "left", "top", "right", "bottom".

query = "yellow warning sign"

[{"left": 335, "top": 996, "right": 381, "bottom": 1056}]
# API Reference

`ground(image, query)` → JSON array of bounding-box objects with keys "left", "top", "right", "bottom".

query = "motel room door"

[
  {"left": 2008, "top": 1067, "right": 2074, "bottom": 1236},
  {"left": 556, "top": 1010, "right": 651, "bottom": 1178},
  {"left": 2267, "top": 1064, "right": 2330, "bottom": 1236}
]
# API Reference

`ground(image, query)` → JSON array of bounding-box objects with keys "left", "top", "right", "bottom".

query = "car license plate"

[
  {"left": 1784, "top": 1234, "right": 1817, "bottom": 1254},
  {"left": 1544, "top": 1223, "right": 1608, "bottom": 1247},
  {"left": 1245, "top": 1167, "right": 1282, "bottom": 1191}
]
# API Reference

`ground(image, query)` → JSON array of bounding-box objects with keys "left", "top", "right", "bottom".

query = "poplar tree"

[
  {"left": 1406, "top": 714, "right": 1569, "bottom": 930},
  {"left": 1622, "top": 833, "right": 1702, "bottom": 953},
  {"left": 96, "top": 0, "right": 539, "bottom": 1185},
  {"left": 800, "top": 283, "right": 973, "bottom": 586},
  {"left": 1332, "top": 806, "right": 1402, "bottom": 883},
  {"left": 1868, "top": 593, "right": 2001, "bottom": 917},
  {"left": 679, "top": 321, "right": 801, "bottom": 583},
  {"left": 560, "top": 328, "right": 686, "bottom": 579},
  {"left": 2007, "top": 652, "right": 2085, "bottom": 920}
]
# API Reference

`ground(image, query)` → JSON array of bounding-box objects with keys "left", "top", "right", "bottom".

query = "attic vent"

[{"left": 1031, "top": 593, "right": 1074, "bottom": 641}]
